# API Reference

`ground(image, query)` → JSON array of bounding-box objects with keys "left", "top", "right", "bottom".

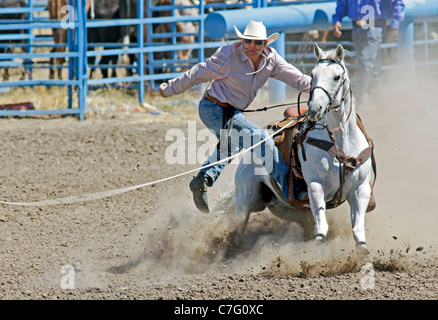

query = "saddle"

[
  {"left": 268, "top": 106, "right": 376, "bottom": 212},
  {"left": 268, "top": 106, "right": 309, "bottom": 207}
]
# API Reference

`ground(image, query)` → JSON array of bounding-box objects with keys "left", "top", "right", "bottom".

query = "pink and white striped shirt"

[{"left": 162, "top": 41, "right": 311, "bottom": 111}]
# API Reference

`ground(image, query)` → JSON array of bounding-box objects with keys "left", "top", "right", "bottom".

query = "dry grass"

[
  {"left": 0, "top": 86, "right": 73, "bottom": 109},
  {"left": 0, "top": 48, "right": 201, "bottom": 118},
  {"left": 0, "top": 83, "right": 201, "bottom": 119}
]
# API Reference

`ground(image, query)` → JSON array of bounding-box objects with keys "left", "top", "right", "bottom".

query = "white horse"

[{"left": 231, "top": 43, "right": 375, "bottom": 251}]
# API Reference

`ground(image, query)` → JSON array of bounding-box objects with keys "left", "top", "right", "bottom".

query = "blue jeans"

[
  {"left": 198, "top": 96, "right": 289, "bottom": 198},
  {"left": 352, "top": 24, "right": 383, "bottom": 105}
]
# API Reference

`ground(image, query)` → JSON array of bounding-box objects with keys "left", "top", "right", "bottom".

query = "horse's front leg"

[
  {"left": 348, "top": 182, "right": 371, "bottom": 249},
  {"left": 308, "top": 181, "right": 329, "bottom": 241}
]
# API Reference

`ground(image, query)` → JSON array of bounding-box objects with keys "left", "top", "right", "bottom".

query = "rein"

[
  {"left": 324, "top": 88, "right": 353, "bottom": 134},
  {"left": 243, "top": 99, "right": 308, "bottom": 113}
]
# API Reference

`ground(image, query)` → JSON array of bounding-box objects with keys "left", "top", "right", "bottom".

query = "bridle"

[
  {"left": 307, "top": 58, "right": 353, "bottom": 133},
  {"left": 298, "top": 57, "right": 354, "bottom": 160},
  {"left": 309, "top": 58, "right": 350, "bottom": 112}
]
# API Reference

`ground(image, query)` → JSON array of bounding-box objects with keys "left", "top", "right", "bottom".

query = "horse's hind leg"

[
  {"left": 230, "top": 166, "right": 264, "bottom": 246},
  {"left": 223, "top": 186, "right": 253, "bottom": 259},
  {"left": 230, "top": 189, "right": 254, "bottom": 246}
]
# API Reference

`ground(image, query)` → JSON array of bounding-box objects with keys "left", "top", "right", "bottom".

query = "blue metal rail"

[{"left": 0, "top": 0, "right": 87, "bottom": 119}]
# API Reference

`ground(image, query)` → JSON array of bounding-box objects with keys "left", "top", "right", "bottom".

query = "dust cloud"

[
  {"left": 359, "top": 66, "right": 438, "bottom": 266},
  {"left": 120, "top": 63, "right": 438, "bottom": 279}
]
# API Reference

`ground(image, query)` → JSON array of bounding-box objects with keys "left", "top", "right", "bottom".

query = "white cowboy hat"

[{"left": 234, "top": 20, "right": 279, "bottom": 45}]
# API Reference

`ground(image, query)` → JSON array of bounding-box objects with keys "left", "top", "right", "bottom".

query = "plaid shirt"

[{"left": 162, "top": 41, "right": 311, "bottom": 110}]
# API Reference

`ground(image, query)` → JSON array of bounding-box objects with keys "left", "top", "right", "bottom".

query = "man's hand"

[
  {"left": 386, "top": 28, "right": 398, "bottom": 43},
  {"left": 159, "top": 82, "right": 168, "bottom": 98},
  {"left": 333, "top": 22, "right": 342, "bottom": 38}
]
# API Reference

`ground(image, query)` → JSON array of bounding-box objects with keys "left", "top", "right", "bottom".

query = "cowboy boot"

[{"left": 189, "top": 172, "right": 209, "bottom": 213}]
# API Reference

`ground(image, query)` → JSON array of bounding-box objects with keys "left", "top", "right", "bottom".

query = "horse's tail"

[{"left": 213, "top": 189, "right": 235, "bottom": 215}]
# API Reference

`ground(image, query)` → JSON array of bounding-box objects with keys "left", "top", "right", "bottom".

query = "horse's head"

[{"left": 307, "top": 43, "right": 349, "bottom": 122}]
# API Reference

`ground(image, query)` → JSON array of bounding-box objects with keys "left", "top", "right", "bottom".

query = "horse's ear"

[
  {"left": 335, "top": 44, "right": 345, "bottom": 61},
  {"left": 314, "top": 43, "right": 324, "bottom": 60}
]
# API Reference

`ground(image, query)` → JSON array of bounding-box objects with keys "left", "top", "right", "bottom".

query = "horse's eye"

[{"left": 334, "top": 75, "right": 341, "bottom": 81}]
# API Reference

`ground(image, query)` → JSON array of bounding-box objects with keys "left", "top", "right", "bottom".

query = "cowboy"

[{"left": 159, "top": 20, "right": 311, "bottom": 213}]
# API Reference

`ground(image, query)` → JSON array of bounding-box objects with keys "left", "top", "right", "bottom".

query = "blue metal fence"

[
  {"left": 0, "top": 0, "right": 87, "bottom": 119},
  {"left": 0, "top": 0, "right": 437, "bottom": 120}
]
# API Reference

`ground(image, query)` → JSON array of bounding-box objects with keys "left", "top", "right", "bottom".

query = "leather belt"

[{"left": 205, "top": 93, "right": 233, "bottom": 108}]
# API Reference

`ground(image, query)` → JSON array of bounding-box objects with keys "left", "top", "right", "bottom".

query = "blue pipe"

[
  {"left": 269, "top": 32, "right": 286, "bottom": 104},
  {"left": 77, "top": 0, "right": 87, "bottom": 121},
  {"left": 398, "top": 21, "right": 415, "bottom": 65},
  {"left": 403, "top": 0, "right": 438, "bottom": 22},
  {"left": 138, "top": 0, "right": 145, "bottom": 103},
  {"left": 205, "top": 2, "right": 342, "bottom": 39},
  {"left": 205, "top": 0, "right": 438, "bottom": 40},
  {"left": 397, "top": 0, "right": 438, "bottom": 65}
]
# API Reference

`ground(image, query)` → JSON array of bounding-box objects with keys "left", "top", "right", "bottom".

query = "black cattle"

[{"left": 0, "top": 0, "right": 32, "bottom": 81}]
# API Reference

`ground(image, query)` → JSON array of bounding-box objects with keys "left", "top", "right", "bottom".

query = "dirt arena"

[{"left": 0, "top": 70, "right": 438, "bottom": 302}]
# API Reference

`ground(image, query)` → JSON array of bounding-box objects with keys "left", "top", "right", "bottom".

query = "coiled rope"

[{"left": 0, "top": 114, "right": 298, "bottom": 207}]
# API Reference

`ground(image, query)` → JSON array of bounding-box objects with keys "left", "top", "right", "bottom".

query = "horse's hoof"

[
  {"left": 228, "top": 231, "right": 242, "bottom": 247},
  {"left": 356, "top": 242, "right": 370, "bottom": 256},
  {"left": 314, "top": 234, "right": 325, "bottom": 243},
  {"left": 224, "top": 231, "right": 242, "bottom": 260},
  {"left": 356, "top": 241, "right": 367, "bottom": 249}
]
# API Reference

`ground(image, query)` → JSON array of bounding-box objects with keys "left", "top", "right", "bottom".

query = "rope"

[
  {"left": 1, "top": 43, "right": 307, "bottom": 207},
  {"left": 243, "top": 100, "right": 308, "bottom": 113},
  {"left": 0, "top": 115, "right": 298, "bottom": 207}
]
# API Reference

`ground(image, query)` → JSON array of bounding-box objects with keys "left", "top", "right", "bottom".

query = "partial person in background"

[{"left": 333, "top": 0, "right": 405, "bottom": 106}]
